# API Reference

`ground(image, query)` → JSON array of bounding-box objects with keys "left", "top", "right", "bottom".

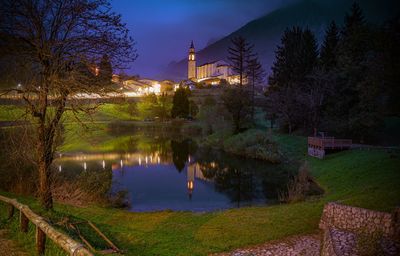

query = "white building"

[{"left": 187, "top": 41, "right": 243, "bottom": 85}]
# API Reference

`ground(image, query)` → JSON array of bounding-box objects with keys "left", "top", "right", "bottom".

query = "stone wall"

[
  {"left": 319, "top": 202, "right": 397, "bottom": 237},
  {"left": 320, "top": 202, "right": 400, "bottom": 256},
  {"left": 321, "top": 228, "right": 337, "bottom": 256}
]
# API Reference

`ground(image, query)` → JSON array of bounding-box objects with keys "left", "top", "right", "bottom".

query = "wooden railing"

[
  {"left": 308, "top": 137, "right": 352, "bottom": 149},
  {"left": 0, "top": 195, "right": 93, "bottom": 256}
]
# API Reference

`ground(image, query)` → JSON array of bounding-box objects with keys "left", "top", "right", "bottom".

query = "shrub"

[
  {"left": 278, "top": 162, "right": 323, "bottom": 203},
  {"left": 223, "top": 129, "right": 281, "bottom": 163}
]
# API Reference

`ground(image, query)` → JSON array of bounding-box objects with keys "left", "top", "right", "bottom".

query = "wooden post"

[
  {"left": 7, "top": 204, "right": 14, "bottom": 219},
  {"left": 20, "top": 210, "right": 29, "bottom": 232},
  {"left": 36, "top": 226, "right": 46, "bottom": 255}
]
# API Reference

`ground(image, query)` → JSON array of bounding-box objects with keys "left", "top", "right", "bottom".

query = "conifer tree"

[
  {"left": 171, "top": 87, "right": 190, "bottom": 118},
  {"left": 320, "top": 21, "right": 339, "bottom": 70},
  {"left": 246, "top": 56, "right": 264, "bottom": 123}
]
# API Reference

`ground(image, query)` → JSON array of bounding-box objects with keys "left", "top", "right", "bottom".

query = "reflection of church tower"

[
  {"left": 187, "top": 164, "right": 195, "bottom": 199},
  {"left": 188, "top": 41, "right": 196, "bottom": 80}
]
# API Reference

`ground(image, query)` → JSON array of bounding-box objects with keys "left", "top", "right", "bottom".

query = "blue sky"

[{"left": 110, "top": 0, "right": 296, "bottom": 78}]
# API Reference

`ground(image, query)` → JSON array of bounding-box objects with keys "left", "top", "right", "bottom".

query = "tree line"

[{"left": 265, "top": 2, "right": 400, "bottom": 142}]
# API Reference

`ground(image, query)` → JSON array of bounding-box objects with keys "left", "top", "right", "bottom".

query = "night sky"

[{"left": 111, "top": 0, "right": 296, "bottom": 78}]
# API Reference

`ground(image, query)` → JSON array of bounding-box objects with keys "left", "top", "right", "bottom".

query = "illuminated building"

[{"left": 187, "top": 41, "right": 247, "bottom": 85}]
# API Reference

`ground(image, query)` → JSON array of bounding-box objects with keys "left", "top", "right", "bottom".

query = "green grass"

[
  {"left": 1, "top": 133, "right": 399, "bottom": 255},
  {"left": 0, "top": 105, "right": 27, "bottom": 121}
]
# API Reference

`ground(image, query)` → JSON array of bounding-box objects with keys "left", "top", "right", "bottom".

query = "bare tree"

[
  {"left": 228, "top": 36, "right": 254, "bottom": 86},
  {"left": 0, "top": 0, "right": 136, "bottom": 210}
]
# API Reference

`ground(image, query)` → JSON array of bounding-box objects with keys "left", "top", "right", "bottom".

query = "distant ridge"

[{"left": 160, "top": 0, "right": 400, "bottom": 81}]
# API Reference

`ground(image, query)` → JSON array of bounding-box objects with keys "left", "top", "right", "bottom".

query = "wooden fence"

[{"left": 0, "top": 195, "right": 93, "bottom": 256}]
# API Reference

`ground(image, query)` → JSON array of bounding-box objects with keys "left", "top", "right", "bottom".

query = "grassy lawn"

[
  {"left": 1, "top": 105, "right": 399, "bottom": 255},
  {"left": 1, "top": 132, "right": 399, "bottom": 255}
]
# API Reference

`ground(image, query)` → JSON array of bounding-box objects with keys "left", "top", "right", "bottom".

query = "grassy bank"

[{"left": 1, "top": 132, "right": 399, "bottom": 255}]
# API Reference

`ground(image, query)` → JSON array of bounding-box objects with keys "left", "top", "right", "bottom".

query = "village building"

[{"left": 187, "top": 41, "right": 243, "bottom": 85}]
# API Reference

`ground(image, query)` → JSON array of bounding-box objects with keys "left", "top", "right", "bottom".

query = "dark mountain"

[{"left": 161, "top": 0, "right": 399, "bottom": 81}]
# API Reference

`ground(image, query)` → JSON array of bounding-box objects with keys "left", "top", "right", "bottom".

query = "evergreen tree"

[
  {"left": 299, "top": 28, "right": 319, "bottom": 83},
  {"left": 320, "top": 21, "right": 339, "bottom": 69},
  {"left": 228, "top": 36, "right": 254, "bottom": 86},
  {"left": 267, "top": 26, "right": 318, "bottom": 133},
  {"left": 171, "top": 87, "right": 190, "bottom": 118},
  {"left": 335, "top": 2, "right": 378, "bottom": 139},
  {"left": 246, "top": 56, "right": 264, "bottom": 123}
]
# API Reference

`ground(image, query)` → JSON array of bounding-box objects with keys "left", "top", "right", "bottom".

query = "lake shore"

[{"left": 1, "top": 130, "right": 399, "bottom": 255}]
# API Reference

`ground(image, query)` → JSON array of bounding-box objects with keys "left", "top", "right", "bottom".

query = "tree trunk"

[{"left": 37, "top": 127, "right": 54, "bottom": 210}]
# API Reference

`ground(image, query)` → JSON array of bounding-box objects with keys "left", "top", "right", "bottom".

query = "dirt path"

[
  {"left": 0, "top": 230, "right": 29, "bottom": 256},
  {"left": 214, "top": 234, "right": 321, "bottom": 256}
]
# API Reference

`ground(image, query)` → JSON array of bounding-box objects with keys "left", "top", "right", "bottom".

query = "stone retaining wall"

[
  {"left": 321, "top": 228, "right": 337, "bottom": 256},
  {"left": 320, "top": 202, "right": 400, "bottom": 256},
  {"left": 319, "top": 202, "right": 398, "bottom": 237}
]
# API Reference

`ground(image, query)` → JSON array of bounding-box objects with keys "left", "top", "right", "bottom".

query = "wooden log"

[
  {"left": 36, "top": 226, "right": 46, "bottom": 255},
  {"left": 8, "top": 204, "right": 14, "bottom": 219},
  {"left": 20, "top": 210, "right": 29, "bottom": 232},
  {"left": 0, "top": 195, "right": 93, "bottom": 256},
  {"left": 69, "top": 223, "right": 96, "bottom": 253},
  {"left": 87, "top": 221, "right": 120, "bottom": 252}
]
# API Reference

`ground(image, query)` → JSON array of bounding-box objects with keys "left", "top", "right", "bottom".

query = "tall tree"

[
  {"left": 267, "top": 26, "right": 318, "bottom": 133},
  {"left": 0, "top": 0, "right": 136, "bottom": 209},
  {"left": 171, "top": 87, "right": 190, "bottom": 118},
  {"left": 336, "top": 2, "right": 377, "bottom": 139},
  {"left": 222, "top": 87, "right": 251, "bottom": 133},
  {"left": 246, "top": 56, "right": 264, "bottom": 123},
  {"left": 228, "top": 36, "right": 254, "bottom": 86},
  {"left": 320, "top": 21, "right": 339, "bottom": 70}
]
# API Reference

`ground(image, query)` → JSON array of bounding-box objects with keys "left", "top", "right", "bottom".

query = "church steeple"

[{"left": 188, "top": 40, "right": 196, "bottom": 80}]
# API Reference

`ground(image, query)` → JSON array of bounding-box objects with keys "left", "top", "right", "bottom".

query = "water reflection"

[{"left": 56, "top": 135, "right": 291, "bottom": 212}]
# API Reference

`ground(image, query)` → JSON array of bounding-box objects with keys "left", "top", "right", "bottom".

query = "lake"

[{"left": 55, "top": 129, "right": 291, "bottom": 212}]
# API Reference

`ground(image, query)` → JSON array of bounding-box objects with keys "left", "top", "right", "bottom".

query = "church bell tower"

[{"left": 188, "top": 40, "right": 196, "bottom": 81}]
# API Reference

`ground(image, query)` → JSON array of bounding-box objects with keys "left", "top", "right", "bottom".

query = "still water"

[{"left": 56, "top": 132, "right": 291, "bottom": 212}]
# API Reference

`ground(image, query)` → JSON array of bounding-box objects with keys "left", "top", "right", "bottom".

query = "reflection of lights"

[
  {"left": 150, "top": 155, "right": 153, "bottom": 163},
  {"left": 58, "top": 165, "right": 62, "bottom": 172},
  {"left": 157, "top": 156, "right": 160, "bottom": 164},
  {"left": 145, "top": 156, "right": 148, "bottom": 165},
  {"left": 138, "top": 157, "right": 141, "bottom": 166},
  {"left": 187, "top": 181, "right": 194, "bottom": 190},
  {"left": 188, "top": 155, "right": 191, "bottom": 162},
  {"left": 83, "top": 162, "right": 87, "bottom": 170},
  {"left": 120, "top": 160, "right": 123, "bottom": 167},
  {"left": 102, "top": 160, "right": 105, "bottom": 169}
]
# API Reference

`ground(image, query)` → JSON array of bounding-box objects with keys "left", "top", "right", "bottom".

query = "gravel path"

[
  {"left": 214, "top": 234, "right": 321, "bottom": 256},
  {"left": 0, "top": 230, "right": 29, "bottom": 256}
]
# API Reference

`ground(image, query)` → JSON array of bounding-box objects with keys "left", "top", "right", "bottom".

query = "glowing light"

[
  {"left": 138, "top": 156, "right": 142, "bottom": 166},
  {"left": 58, "top": 165, "right": 62, "bottom": 172},
  {"left": 145, "top": 156, "right": 148, "bottom": 165},
  {"left": 83, "top": 162, "right": 87, "bottom": 170},
  {"left": 157, "top": 156, "right": 160, "bottom": 164},
  {"left": 120, "top": 159, "right": 123, "bottom": 167},
  {"left": 150, "top": 155, "right": 153, "bottom": 163},
  {"left": 187, "top": 181, "right": 194, "bottom": 190},
  {"left": 17, "top": 83, "right": 21, "bottom": 88},
  {"left": 102, "top": 160, "right": 105, "bottom": 169}
]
